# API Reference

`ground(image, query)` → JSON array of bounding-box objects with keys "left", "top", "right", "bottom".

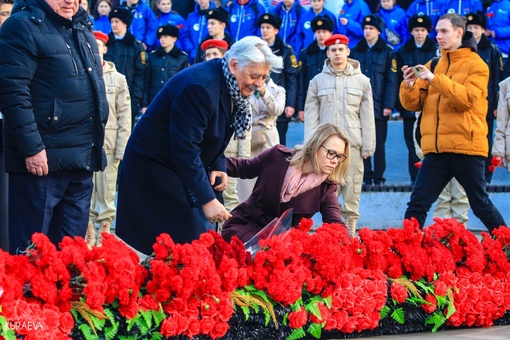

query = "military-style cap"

[
  {"left": 362, "top": 14, "right": 384, "bottom": 33},
  {"left": 201, "top": 39, "right": 229, "bottom": 52},
  {"left": 109, "top": 7, "right": 133, "bottom": 27},
  {"left": 325, "top": 34, "right": 349, "bottom": 48},
  {"left": 257, "top": 13, "right": 282, "bottom": 29},
  {"left": 311, "top": 15, "right": 334, "bottom": 33},
  {"left": 466, "top": 11, "right": 486, "bottom": 29},
  {"left": 206, "top": 7, "right": 230, "bottom": 25},
  {"left": 408, "top": 14, "right": 433, "bottom": 32},
  {"left": 157, "top": 24, "right": 179, "bottom": 39},
  {"left": 93, "top": 31, "right": 109, "bottom": 44}
]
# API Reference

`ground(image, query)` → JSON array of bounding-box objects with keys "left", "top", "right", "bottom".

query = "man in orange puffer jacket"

[{"left": 399, "top": 13, "right": 506, "bottom": 233}]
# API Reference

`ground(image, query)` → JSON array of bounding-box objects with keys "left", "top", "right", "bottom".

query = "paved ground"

[{"left": 357, "top": 325, "right": 510, "bottom": 339}]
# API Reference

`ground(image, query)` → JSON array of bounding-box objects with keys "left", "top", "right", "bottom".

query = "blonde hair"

[{"left": 290, "top": 123, "right": 350, "bottom": 185}]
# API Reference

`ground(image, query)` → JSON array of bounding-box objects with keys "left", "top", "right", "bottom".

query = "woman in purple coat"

[{"left": 221, "top": 123, "right": 350, "bottom": 242}]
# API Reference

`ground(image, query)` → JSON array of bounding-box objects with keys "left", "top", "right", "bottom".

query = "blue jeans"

[
  {"left": 9, "top": 170, "right": 93, "bottom": 253},
  {"left": 404, "top": 153, "right": 506, "bottom": 232}
]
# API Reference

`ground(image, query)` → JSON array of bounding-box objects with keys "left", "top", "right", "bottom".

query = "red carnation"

[
  {"left": 58, "top": 311, "right": 75, "bottom": 334},
  {"left": 209, "top": 321, "right": 229, "bottom": 340},
  {"left": 422, "top": 294, "right": 437, "bottom": 313},
  {"left": 160, "top": 316, "right": 178, "bottom": 337},
  {"left": 491, "top": 157, "right": 501, "bottom": 167},
  {"left": 414, "top": 161, "right": 422, "bottom": 168},
  {"left": 297, "top": 218, "right": 313, "bottom": 232},
  {"left": 200, "top": 317, "right": 215, "bottom": 334},
  {"left": 434, "top": 280, "right": 448, "bottom": 296},
  {"left": 390, "top": 283, "right": 408, "bottom": 303},
  {"left": 288, "top": 307, "right": 308, "bottom": 329}
]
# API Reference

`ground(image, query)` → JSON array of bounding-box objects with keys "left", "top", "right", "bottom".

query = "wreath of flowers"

[{"left": 1, "top": 218, "right": 510, "bottom": 340}]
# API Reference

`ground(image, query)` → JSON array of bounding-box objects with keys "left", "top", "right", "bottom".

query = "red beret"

[
  {"left": 201, "top": 39, "right": 229, "bottom": 52},
  {"left": 94, "top": 31, "right": 109, "bottom": 44},
  {"left": 324, "top": 34, "right": 349, "bottom": 48}
]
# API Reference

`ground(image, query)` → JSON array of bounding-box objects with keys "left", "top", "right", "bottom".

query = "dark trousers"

[
  {"left": 403, "top": 117, "right": 420, "bottom": 184},
  {"left": 364, "top": 119, "right": 388, "bottom": 184},
  {"left": 9, "top": 170, "right": 93, "bottom": 254},
  {"left": 277, "top": 120, "right": 289, "bottom": 146},
  {"left": 131, "top": 98, "right": 141, "bottom": 129},
  {"left": 485, "top": 118, "right": 494, "bottom": 184},
  {"left": 404, "top": 153, "right": 506, "bottom": 232},
  {"left": 0, "top": 148, "right": 8, "bottom": 252}
]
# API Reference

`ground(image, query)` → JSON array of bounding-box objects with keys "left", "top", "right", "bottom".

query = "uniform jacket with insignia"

[
  {"left": 143, "top": 45, "right": 189, "bottom": 107},
  {"left": 104, "top": 30, "right": 146, "bottom": 103},
  {"left": 269, "top": 35, "right": 299, "bottom": 121},
  {"left": 350, "top": 36, "right": 398, "bottom": 120},
  {"left": 296, "top": 40, "right": 328, "bottom": 112},
  {"left": 476, "top": 33, "right": 503, "bottom": 119}
]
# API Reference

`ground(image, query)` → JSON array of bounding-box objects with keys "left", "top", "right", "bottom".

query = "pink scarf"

[{"left": 280, "top": 165, "right": 328, "bottom": 203}]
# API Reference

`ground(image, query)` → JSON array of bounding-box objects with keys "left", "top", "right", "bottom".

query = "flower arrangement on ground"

[{"left": 1, "top": 218, "right": 510, "bottom": 340}]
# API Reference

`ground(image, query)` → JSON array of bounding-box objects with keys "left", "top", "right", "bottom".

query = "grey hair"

[{"left": 224, "top": 36, "right": 283, "bottom": 73}]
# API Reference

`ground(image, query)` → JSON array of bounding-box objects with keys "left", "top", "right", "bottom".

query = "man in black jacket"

[
  {"left": 350, "top": 14, "right": 398, "bottom": 186},
  {"left": 466, "top": 11, "right": 503, "bottom": 184},
  {"left": 396, "top": 14, "right": 438, "bottom": 185},
  {"left": 105, "top": 7, "right": 146, "bottom": 127},
  {"left": 296, "top": 15, "right": 333, "bottom": 122},
  {"left": 0, "top": 0, "right": 13, "bottom": 251},
  {"left": 258, "top": 12, "right": 299, "bottom": 146},
  {"left": 0, "top": 0, "right": 108, "bottom": 253}
]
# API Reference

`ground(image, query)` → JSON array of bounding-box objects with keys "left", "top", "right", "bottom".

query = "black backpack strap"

[{"left": 430, "top": 56, "right": 439, "bottom": 73}]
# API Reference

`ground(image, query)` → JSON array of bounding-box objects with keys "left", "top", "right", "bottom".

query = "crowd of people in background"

[
  {"left": 69, "top": 0, "right": 510, "bottom": 184},
  {"left": 2, "top": 0, "right": 510, "bottom": 254}
]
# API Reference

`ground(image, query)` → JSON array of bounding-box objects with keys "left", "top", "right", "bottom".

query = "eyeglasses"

[{"left": 321, "top": 145, "right": 347, "bottom": 163}]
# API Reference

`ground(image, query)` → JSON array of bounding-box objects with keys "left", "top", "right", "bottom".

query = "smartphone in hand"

[{"left": 411, "top": 66, "right": 422, "bottom": 78}]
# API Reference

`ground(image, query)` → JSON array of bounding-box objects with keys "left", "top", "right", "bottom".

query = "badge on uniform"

[{"left": 290, "top": 55, "right": 298, "bottom": 68}]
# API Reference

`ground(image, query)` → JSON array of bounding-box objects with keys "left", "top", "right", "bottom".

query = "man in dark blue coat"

[
  {"left": 0, "top": 0, "right": 108, "bottom": 253},
  {"left": 115, "top": 36, "right": 283, "bottom": 255},
  {"left": 350, "top": 14, "right": 398, "bottom": 185}
]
